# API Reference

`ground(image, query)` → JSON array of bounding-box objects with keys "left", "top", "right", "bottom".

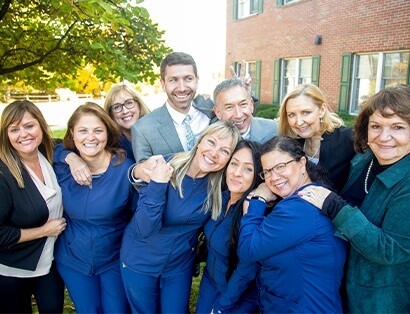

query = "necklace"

[
  {"left": 90, "top": 151, "right": 109, "bottom": 174},
  {"left": 364, "top": 159, "right": 374, "bottom": 194},
  {"left": 303, "top": 141, "right": 321, "bottom": 158}
]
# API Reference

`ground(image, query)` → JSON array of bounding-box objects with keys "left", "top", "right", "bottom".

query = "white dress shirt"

[{"left": 165, "top": 101, "right": 210, "bottom": 151}]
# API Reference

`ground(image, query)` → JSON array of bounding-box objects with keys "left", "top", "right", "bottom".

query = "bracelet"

[{"left": 248, "top": 195, "right": 266, "bottom": 203}]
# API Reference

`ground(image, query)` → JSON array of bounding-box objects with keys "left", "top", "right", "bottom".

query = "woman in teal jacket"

[{"left": 301, "top": 85, "right": 410, "bottom": 313}]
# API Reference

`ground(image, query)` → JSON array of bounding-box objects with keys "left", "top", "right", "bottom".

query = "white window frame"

[
  {"left": 350, "top": 50, "right": 409, "bottom": 114},
  {"left": 233, "top": 60, "right": 257, "bottom": 95},
  {"left": 280, "top": 57, "right": 313, "bottom": 101},
  {"left": 238, "top": 0, "right": 260, "bottom": 19}
]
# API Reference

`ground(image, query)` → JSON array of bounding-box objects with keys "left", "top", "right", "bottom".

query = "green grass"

[
  {"left": 33, "top": 273, "right": 202, "bottom": 313},
  {"left": 51, "top": 129, "right": 67, "bottom": 139}
]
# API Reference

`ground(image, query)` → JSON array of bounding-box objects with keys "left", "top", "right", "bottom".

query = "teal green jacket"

[{"left": 336, "top": 151, "right": 410, "bottom": 313}]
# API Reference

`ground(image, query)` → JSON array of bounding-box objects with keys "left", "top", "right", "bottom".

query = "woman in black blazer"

[
  {"left": 0, "top": 100, "right": 67, "bottom": 313},
  {"left": 278, "top": 83, "right": 355, "bottom": 192}
]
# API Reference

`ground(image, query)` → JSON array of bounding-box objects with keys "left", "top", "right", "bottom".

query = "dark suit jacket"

[
  {"left": 0, "top": 161, "right": 49, "bottom": 271},
  {"left": 301, "top": 127, "right": 355, "bottom": 192},
  {"left": 131, "top": 96, "right": 215, "bottom": 163}
]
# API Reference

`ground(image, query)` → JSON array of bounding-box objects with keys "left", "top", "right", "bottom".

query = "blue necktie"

[{"left": 183, "top": 115, "right": 195, "bottom": 151}]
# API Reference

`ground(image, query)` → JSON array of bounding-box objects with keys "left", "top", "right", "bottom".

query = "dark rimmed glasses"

[
  {"left": 110, "top": 99, "right": 136, "bottom": 113},
  {"left": 259, "top": 159, "right": 295, "bottom": 180}
]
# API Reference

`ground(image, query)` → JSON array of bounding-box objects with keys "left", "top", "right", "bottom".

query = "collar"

[
  {"left": 165, "top": 101, "right": 196, "bottom": 125},
  {"left": 241, "top": 124, "right": 251, "bottom": 139}
]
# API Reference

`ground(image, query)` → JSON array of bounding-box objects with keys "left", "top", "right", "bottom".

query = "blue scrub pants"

[
  {"left": 57, "top": 261, "right": 130, "bottom": 314},
  {"left": 196, "top": 270, "right": 259, "bottom": 314},
  {"left": 121, "top": 263, "right": 193, "bottom": 313}
]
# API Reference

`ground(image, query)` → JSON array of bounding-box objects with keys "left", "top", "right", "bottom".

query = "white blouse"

[{"left": 0, "top": 152, "right": 63, "bottom": 278}]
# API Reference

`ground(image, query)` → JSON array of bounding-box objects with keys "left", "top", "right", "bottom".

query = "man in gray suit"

[
  {"left": 131, "top": 52, "right": 214, "bottom": 164},
  {"left": 130, "top": 56, "right": 277, "bottom": 181},
  {"left": 213, "top": 77, "right": 277, "bottom": 144}
]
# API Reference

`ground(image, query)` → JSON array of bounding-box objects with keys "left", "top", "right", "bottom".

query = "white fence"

[{"left": 9, "top": 93, "right": 93, "bottom": 103}]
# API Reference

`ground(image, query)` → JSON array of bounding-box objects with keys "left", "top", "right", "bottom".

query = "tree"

[{"left": 0, "top": 0, "right": 172, "bottom": 90}]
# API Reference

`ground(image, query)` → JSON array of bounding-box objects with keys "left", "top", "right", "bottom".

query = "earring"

[{"left": 320, "top": 117, "right": 323, "bottom": 124}]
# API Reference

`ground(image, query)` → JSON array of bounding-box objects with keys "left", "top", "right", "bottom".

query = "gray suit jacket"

[
  {"left": 131, "top": 96, "right": 215, "bottom": 163},
  {"left": 248, "top": 117, "right": 278, "bottom": 144}
]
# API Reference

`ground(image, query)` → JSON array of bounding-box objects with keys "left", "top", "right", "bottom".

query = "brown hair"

[
  {"left": 0, "top": 100, "right": 53, "bottom": 187},
  {"left": 160, "top": 52, "right": 198, "bottom": 80},
  {"left": 63, "top": 102, "right": 126, "bottom": 164},
  {"left": 354, "top": 85, "right": 410, "bottom": 153}
]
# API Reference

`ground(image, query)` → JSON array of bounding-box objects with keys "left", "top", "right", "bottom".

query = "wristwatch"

[{"left": 248, "top": 195, "right": 266, "bottom": 203}]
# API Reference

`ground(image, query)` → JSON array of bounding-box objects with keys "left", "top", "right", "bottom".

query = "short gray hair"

[{"left": 213, "top": 77, "right": 250, "bottom": 103}]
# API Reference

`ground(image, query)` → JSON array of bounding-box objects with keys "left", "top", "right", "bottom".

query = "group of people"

[{"left": 0, "top": 50, "right": 408, "bottom": 314}]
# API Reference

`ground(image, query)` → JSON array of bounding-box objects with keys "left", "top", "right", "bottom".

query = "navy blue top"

[
  {"left": 121, "top": 175, "right": 210, "bottom": 276},
  {"left": 201, "top": 190, "right": 259, "bottom": 311},
  {"left": 53, "top": 148, "right": 139, "bottom": 275},
  {"left": 119, "top": 134, "right": 135, "bottom": 163},
  {"left": 238, "top": 184, "right": 347, "bottom": 313}
]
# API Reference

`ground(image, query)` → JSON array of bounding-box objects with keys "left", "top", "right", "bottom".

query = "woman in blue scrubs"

[
  {"left": 120, "top": 121, "right": 241, "bottom": 313},
  {"left": 196, "top": 140, "right": 262, "bottom": 313}
]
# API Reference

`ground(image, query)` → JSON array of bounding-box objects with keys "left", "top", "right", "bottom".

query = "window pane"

[
  {"left": 299, "top": 59, "right": 312, "bottom": 84},
  {"left": 238, "top": 0, "right": 249, "bottom": 18},
  {"left": 382, "top": 52, "right": 409, "bottom": 88},
  {"left": 352, "top": 54, "right": 378, "bottom": 113},
  {"left": 250, "top": 0, "right": 259, "bottom": 13},
  {"left": 238, "top": 0, "right": 259, "bottom": 18},
  {"left": 248, "top": 62, "right": 257, "bottom": 95},
  {"left": 284, "top": 59, "right": 297, "bottom": 96}
]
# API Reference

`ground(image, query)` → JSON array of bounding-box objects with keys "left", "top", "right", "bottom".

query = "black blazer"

[
  {"left": 0, "top": 161, "right": 49, "bottom": 271},
  {"left": 301, "top": 127, "right": 355, "bottom": 192}
]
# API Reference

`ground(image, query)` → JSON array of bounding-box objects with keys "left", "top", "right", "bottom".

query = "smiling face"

[
  {"left": 285, "top": 95, "right": 326, "bottom": 138},
  {"left": 226, "top": 147, "right": 255, "bottom": 201},
  {"left": 261, "top": 150, "right": 308, "bottom": 198},
  {"left": 161, "top": 64, "right": 198, "bottom": 114},
  {"left": 71, "top": 114, "right": 107, "bottom": 160},
  {"left": 110, "top": 90, "right": 140, "bottom": 132},
  {"left": 214, "top": 85, "right": 254, "bottom": 135},
  {"left": 367, "top": 109, "right": 410, "bottom": 165},
  {"left": 190, "top": 132, "right": 234, "bottom": 177},
  {"left": 7, "top": 112, "right": 43, "bottom": 160}
]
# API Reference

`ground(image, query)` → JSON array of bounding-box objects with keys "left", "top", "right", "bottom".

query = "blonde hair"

[
  {"left": 169, "top": 121, "right": 241, "bottom": 219},
  {"left": 0, "top": 100, "right": 53, "bottom": 188},
  {"left": 278, "top": 83, "right": 345, "bottom": 137},
  {"left": 104, "top": 80, "right": 151, "bottom": 124}
]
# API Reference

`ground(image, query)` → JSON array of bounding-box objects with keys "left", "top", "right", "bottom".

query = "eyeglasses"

[
  {"left": 259, "top": 159, "right": 295, "bottom": 180},
  {"left": 110, "top": 99, "right": 136, "bottom": 113}
]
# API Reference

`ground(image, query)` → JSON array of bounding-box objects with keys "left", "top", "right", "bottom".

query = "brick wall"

[{"left": 226, "top": 0, "right": 410, "bottom": 111}]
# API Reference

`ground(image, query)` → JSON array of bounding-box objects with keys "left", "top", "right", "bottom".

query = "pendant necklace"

[
  {"left": 303, "top": 141, "right": 321, "bottom": 158},
  {"left": 364, "top": 159, "right": 374, "bottom": 194}
]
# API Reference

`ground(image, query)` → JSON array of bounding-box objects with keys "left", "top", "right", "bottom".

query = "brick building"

[{"left": 226, "top": 0, "right": 410, "bottom": 113}]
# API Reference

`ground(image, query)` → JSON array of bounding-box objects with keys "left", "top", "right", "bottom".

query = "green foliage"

[
  {"left": 337, "top": 112, "right": 356, "bottom": 128},
  {"left": 255, "top": 104, "right": 280, "bottom": 119},
  {"left": 51, "top": 129, "right": 66, "bottom": 139},
  {"left": 0, "top": 0, "right": 172, "bottom": 90}
]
